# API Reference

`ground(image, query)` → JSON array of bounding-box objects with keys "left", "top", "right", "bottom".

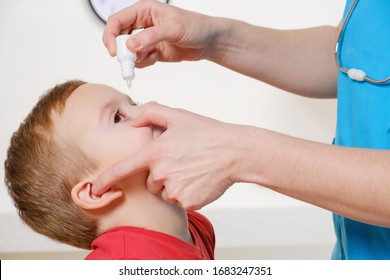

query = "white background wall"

[{"left": 0, "top": 0, "right": 346, "bottom": 259}]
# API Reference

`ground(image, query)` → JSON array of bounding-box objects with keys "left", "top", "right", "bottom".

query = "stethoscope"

[{"left": 335, "top": 0, "right": 390, "bottom": 84}]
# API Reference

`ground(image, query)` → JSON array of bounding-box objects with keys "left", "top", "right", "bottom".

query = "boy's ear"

[{"left": 71, "top": 180, "right": 123, "bottom": 210}]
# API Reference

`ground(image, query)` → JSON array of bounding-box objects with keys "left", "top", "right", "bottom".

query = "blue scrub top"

[{"left": 333, "top": 0, "right": 390, "bottom": 259}]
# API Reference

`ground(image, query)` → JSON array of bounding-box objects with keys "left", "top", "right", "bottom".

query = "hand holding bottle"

[{"left": 102, "top": 0, "right": 224, "bottom": 68}]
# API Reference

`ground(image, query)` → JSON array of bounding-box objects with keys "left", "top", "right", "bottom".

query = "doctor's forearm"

[
  {"left": 233, "top": 126, "right": 390, "bottom": 227},
  {"left": 207, "top": 18, "right": 339, "bottom": 98}
]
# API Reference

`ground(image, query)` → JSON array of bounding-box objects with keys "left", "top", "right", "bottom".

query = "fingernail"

[
  {"left": 110, "top": 44, "right": 118, "bottom": 56},
  {"left": 128, "top": 38, "right": 142, "bottom": 50}
]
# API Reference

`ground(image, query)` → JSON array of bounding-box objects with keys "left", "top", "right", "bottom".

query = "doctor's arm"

[
  {"left": 103, "top": 0, "right": 340, "bottom": 98},
  {"left": 205, "top": 21, "right": 340, "bottom": 99},
  {"left": 93, "top": 103, "right": 390, "bottom": 228}
]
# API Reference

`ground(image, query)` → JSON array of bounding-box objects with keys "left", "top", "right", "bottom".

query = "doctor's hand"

[
  {"left": 92, "top": 102, "right": 244, "bottom": 210},
  {"left": 102, "top": 0, "right": 223, "bottom": 68}
]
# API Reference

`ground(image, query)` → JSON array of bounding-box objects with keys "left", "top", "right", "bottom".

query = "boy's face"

[{"left": 54, "top": 83, "right": 159, "bottom": 173}]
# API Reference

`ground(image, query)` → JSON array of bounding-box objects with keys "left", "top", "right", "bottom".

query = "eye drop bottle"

[{"left": 116, "top": 30, "right": 142, "bottom": 89}]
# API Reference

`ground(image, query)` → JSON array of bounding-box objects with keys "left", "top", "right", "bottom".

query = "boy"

[{"left": 4, "top": 80, "right": 215, "bottom": 260}]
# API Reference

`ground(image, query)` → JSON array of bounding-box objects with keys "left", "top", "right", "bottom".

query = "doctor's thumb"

[
  {"left": 127, "top": 26, "right": 167, "bottom": 52},
  {"left": 132, "top": 102, "right": 172, "bottom": 128}
]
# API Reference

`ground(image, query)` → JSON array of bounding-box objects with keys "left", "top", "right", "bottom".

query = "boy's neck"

[
  {"left": 142, "top": 202, "right": 193, "bottom": 244},
  {"left": 97, "top": 176, "right": 194, "bottom": 245}
]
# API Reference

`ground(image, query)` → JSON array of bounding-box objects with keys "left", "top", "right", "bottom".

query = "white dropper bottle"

[{"left": 116, "top": 29, "right": 142, "bottom": 89}]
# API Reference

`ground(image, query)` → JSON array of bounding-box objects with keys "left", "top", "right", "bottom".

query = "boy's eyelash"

[
  {"left": 114, "top": 110, "right": 127, "bottom": 123},
  {"left": 117, "top": 110, "right": 127, "bottom": 117}
]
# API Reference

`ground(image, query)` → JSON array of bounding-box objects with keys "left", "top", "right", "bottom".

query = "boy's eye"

[{"left": 114, "top": 111, "right": 126, "bottom": 123}]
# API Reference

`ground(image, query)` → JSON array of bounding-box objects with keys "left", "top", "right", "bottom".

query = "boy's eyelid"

[
  {"left": 112, "top": 98, "right": 139, "bottom": 124},
  {"left": 113, "top": 109, "right": 127, "bottom": 124},
  {"left": 116, "top": 107, "right": 127, "bottom": 117}
]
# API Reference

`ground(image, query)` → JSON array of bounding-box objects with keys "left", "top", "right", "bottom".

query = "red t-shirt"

[{"left": 85, "top": 211, "right": 215, "bottom": 260}]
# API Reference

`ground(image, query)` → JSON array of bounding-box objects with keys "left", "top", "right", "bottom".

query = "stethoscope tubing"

[{"left": 335, "top": 0, "right": 390, "bottom": 84}]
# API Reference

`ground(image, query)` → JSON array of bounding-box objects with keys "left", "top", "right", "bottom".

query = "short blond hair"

[{"left": 4, "top": 80, "right": 99, "bottom": 249}]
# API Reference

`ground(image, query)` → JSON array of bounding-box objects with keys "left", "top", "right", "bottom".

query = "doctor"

[{"left": 95, "top": 0, "right": 390, "bottom": 259}]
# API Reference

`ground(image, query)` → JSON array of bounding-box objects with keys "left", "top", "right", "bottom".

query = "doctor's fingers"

[
  {"left": 102, "top": 0, "right": 155, "bottom": 56},
  {"left": 135, "top": 49, "right": 159, "bottom": 68},
  {"left": 161, "top": 188, "right": 181, "bottom": 206},
  {"left": 132, "top": 101, "right": 182, "bottom": 129},
  {"left": 158, "top": 182, "right": 199, "bottom": 210},
  {"left": 92, "top": 149, "right": 150, "bottom": 195},
  {"left": 154, "top": 179, "right": 206, "bottom": 211},
  {"left": 103, "top": 0, "right": 179, "bottom": 56},
  {"left": 146, "top": 172, "right": 165, "bottom": 194},
  {"left": 145, "top": 169, "right": 187, "bottom": 206}
]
